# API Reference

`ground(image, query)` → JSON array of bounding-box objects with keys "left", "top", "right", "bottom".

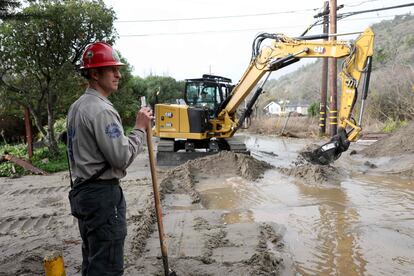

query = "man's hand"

[{"left": 135, "top": 106, "right": 153, "bottom": 131}]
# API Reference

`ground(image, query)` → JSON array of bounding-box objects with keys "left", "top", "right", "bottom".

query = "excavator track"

[
  {"left": 156, "top": 138, "right": 249, "bottom": 167},
  {"left": 157, "top": 139, "right": 175, "bottom": 152},
  {"left": 156, "top": 139, "right": 213, "bottom": 166}
]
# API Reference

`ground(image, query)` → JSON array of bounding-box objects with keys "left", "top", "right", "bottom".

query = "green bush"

[
  {"left": 53, "top": 118, "right": 67, "bottom": 136},
  {"left": 0, "top": 142, "right": 68, "bottom": 177},
  {"left": 381, "top": 118, "right": 408, "bottom": 133},
  {"left": 307, "top": 101, "right": 320, "bottom": 117},
  {"left": 32, "top": 143, "right": 68, "bottom": 173},
  {"left": 0, "top": 144, "right": 28, "bottom": 176}
]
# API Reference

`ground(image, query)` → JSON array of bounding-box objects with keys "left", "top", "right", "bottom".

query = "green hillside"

[{"left": 258, "top": 14, "right": 414, "bottom": 123}]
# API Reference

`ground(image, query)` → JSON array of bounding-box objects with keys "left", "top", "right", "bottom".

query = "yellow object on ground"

[{"left": 43, "top": 252, "right": 66, "bottom": 276}]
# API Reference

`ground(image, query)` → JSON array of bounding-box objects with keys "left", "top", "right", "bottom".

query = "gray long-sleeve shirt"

[{"left": 67, "top": 88, "right": 145, "bottom": 180}]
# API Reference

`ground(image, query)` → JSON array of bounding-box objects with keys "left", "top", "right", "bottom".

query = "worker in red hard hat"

[
  {"left": 67, "top": 42, "right": 152, "bottom": 275},
  {"left": 79, "top": 42, "right": 126, "bottom": 95}
]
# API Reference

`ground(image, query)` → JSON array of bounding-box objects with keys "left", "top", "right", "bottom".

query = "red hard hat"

[{"left": 80, "top": 42, "right": 125, "bottom": 69}]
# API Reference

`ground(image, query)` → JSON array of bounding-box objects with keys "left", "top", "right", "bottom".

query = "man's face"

[{"left": 94, "top": 66, "right": 122, "bottom": 94}]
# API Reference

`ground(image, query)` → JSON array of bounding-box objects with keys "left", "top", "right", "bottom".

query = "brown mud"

[
  {"left": 361, "top": 121, "right": 414, "bottom": 157},
  {"left": 276, "top": 144, "right": 345, "bottom": 185},
  {"left": 1, "top": 128, "right": 413, "bottom": 275},
  {"left": 360, "top": 121, "right": 414, "bottom": 176},
  {"left": 125, "top": 152, "right": 282, "bottom": 275},
  {"left": 277, "top": 163, "right": 343, "bottom": 185},
  {"left": 0, "top": 151, "right": 281, "bottom": 276}
]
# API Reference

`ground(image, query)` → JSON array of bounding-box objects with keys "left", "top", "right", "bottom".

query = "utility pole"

[
  {"left": 329, "top": 0, "right": 338, "bottom": 136},
  {"left": 319, "top": 1, "right": 329, "bottom": 136}
]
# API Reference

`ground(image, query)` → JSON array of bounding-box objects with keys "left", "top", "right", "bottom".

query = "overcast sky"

[{"left": 103, "top": 0, "right": 414, "bottom": 82}]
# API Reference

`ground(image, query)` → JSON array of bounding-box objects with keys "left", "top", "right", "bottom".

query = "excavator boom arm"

[
  {"left": 222, "top": 28, "right": 374, "bottom": 121},
  {"left": 220, "top": 28, "right": 374, "bottom": 164},
  {"left": 153, "top": 28, "right": 374, "bottom": 166}
]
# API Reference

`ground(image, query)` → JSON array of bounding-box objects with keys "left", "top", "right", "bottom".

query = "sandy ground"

[
  {"left": 0, "top": 152, "right": 149, "bottom": 276},
  {"left": 0, "top": 151, "right": 285, "bottom": 276},
  {"left": 0, "top": 122, "right": 413, "bottom": 275}
]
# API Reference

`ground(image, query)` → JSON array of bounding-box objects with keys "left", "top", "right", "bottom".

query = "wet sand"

[
  {"left": 0, "top": 153, "right": 154, "bottom": 276},
  {"left": 0, "top": 129, "right": 413, "bottom": 275}
]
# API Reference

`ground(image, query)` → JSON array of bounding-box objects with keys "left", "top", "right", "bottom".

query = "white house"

[
  {"left": 285, "top": 101, "right": 310, "bottom": 116},
  {"left": 263, "top": 101, "right": 282, "bottom": 115},
  {"left": 264, "top": 100, "right": 310, "bottom": 116}
]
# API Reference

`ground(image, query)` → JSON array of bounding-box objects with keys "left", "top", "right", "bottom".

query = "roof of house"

[
  {"left": 264, "top": 100, "right": 310, "bottom": 109},
  {"left": 284, "top": 100, "right": 311, "bottom": 107},
  {"left": 263, "top": 101, "right": 280, "bottom": 109}
]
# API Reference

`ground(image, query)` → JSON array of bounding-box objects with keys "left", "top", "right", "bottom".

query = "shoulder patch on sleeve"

[{"left": 105, "top": 123, "right": 122, "bottom": 139}]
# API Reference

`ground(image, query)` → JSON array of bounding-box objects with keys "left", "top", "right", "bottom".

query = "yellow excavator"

[{"left": 154, "top": 28, "right": 374, "bottom": 166}]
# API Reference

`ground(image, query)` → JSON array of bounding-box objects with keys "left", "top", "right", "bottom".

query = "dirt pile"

[
  {"left": 359, "top": 121, "right": 414, "bottom": 177},
  {"left": 183, "top": 151, "right": 273, "bottom": 181},
  {"left": 276, "top": 144, "right": 344, "bottom": 185},
  {"left": 160, "top": 164, "right": 200, "bottom": 203},
  {"left": 158, "top": 151, "right": 273, "bottom": 204},
  {"left": 362, "top": 121, "right": 414, "bottom": 157},
  {"left": 278, "top": 164, "right": 342, "bottom": 185}
]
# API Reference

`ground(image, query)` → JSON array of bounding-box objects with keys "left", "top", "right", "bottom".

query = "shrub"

[
  {"left": 381, "top": 118, "right": 408, "bottom": 133},
  {"left": 307, "top": 102, "right": 320, "bottom": 117},
  {"left": 0, "top": 142, "right": 68, "bottom": 177}
]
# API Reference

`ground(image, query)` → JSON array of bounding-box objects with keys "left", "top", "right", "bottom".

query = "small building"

[
  {"left": 285, "top": 100, "right": 310, "bottom": 116},
  {"left": 264, "top": 100, "right": 310, "bottom": 116},
  {"left": 263, "top": 101, "right": 282, "bottom": 116}
]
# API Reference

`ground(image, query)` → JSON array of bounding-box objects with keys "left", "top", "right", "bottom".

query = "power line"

[
  {"left": 119, "top": 24, "right": 305, "bottom": 37},
  {"left": 309, "top": 2, "right": 414, "bottom": 30},
  {"left": 115, "top": 8, "right": 317, "bottom": 23},
  {"left": 118, "top": 14, "right": 404, "bottom": 38},
  {"left": 342, "top": 0, "right": 382, "bottom": 8},
  {"left": 342, "top": 14, "right": 400, "bottom": 21},
  {"left": 114, "top": 0, "right": 404, "bottom": 24},
  {"left": 338, "top": 2, "right": 414, "bottom": 19},
  {"left": 117, "top": 1, "right": 414, "bottom": 37}
]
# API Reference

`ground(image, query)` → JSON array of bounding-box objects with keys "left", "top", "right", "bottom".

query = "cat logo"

[{"left": 314, "top": 46, "right": 325, "bottom": 54}]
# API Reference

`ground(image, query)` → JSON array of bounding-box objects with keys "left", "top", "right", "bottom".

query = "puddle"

[{"left": 198, "top": 134, "right": 414, "bottom": 275}]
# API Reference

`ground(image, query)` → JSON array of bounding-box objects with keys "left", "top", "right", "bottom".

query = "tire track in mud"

[
  {"left": 0, "top": 175, "right": 81, "bottom": 276},
  {"left": 127, "top": 152, "right": 287, "bottom": 275},
  {"left": 192, "top": 217, "right": 234, "bottom": 265},
  {"left": 0, "top": 213, "right": 60, "bottom": 235},
  {"left": 0, "top": 182, "right": 71, "bottom": 236},
  {"left": 192, "top": 216, "right": 285, "bottom": 274},
  {"left": 7, "top": 185, "right": 69, "bottom": 196},
  {"left": 245, "top": 223, "right": 284, "bottom": 275},
  {"left": 128, "top": 172, "right": 197, "bottom": 257}
]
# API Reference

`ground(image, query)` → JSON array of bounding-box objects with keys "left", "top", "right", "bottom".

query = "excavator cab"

[{"left": 184, "top": 74, "right": 233, "bottom": 118}]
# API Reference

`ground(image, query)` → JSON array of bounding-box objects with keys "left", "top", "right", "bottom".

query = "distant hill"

[{"left": 258, "top": 14, "right": 414, "bottom": 122}]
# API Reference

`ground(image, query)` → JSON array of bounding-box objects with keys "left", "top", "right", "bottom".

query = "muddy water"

[{"left": 198, "top": 135, "right": 414, "bottom": 276}]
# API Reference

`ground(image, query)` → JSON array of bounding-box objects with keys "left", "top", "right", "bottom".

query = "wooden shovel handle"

[{"left": 146, "top": 129, "right": 170, "bottom": 276}]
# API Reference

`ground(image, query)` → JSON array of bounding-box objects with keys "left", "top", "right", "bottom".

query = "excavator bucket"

[{"left": 301, "top": 129, "right": 350, "bottom": 165}]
